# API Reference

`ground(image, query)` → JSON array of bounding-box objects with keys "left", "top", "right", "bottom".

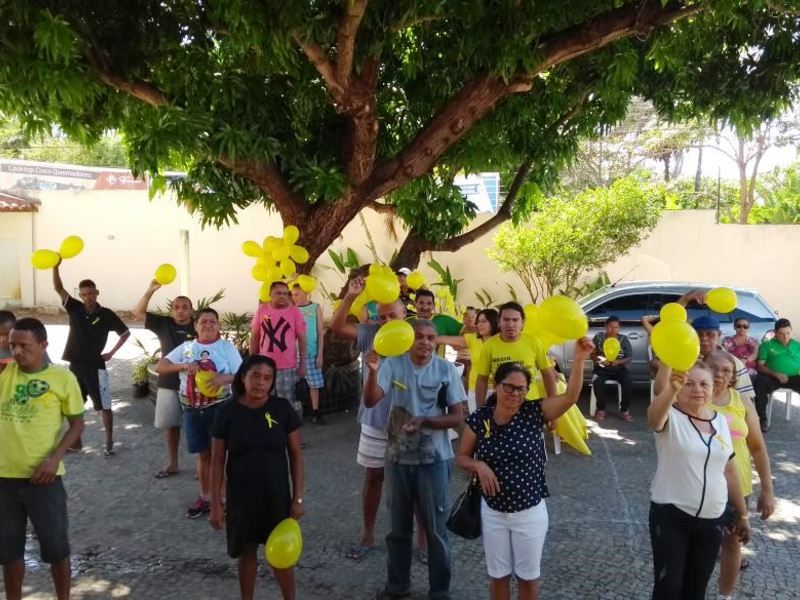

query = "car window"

[
  {"left": 586, "top": 293, "right": 655, "bottom": 321},
  {"left": 658, "top": 292, "right": 774, "bottom": 323}
]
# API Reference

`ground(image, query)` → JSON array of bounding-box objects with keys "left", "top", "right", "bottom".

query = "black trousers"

[
  {"left": 649, "top": 502, "right": 726, "bottom": 600},
  {"left": 592, "top": 368, "right": 632, "bottom": 412},
  {"left": 753, "top": 373, "right": 800, "bottom": 420}
]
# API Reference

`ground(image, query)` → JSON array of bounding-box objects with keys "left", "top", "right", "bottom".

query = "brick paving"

[{"left": 3, "top": 325, "right": 799, "bottom": 599}]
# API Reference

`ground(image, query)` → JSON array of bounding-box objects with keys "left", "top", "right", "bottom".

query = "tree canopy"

[{"left": 1, "top": 1, "right": 799, "bottom": 267}]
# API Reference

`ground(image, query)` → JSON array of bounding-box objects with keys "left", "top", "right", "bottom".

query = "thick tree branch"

[
  {"left": 343, "top": 57, "right": 381, "bottom": 184},
  {"left": 367, "top": 200, "right": 396, "bottom": 214},
  {"left": 84, "top": 46, "right": 167, "bottom": 107},
  {"left": 217, "top": 156, "right": 307, "bottom": 222},
  {"left": 292, "top": 33, "right": 347, "bottom": 103},
  {"left": 336, "top": 0, "right": 370, "bottom": 87},
  {"left": 365, "top": 1, "right": 701, "bottom": 204}
]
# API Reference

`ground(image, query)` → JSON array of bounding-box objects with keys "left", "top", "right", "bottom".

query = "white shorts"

[
  {"left": 481, "top": 498, "right": 548, "bottom": 580},
  {"left": 356, "top": 424, "right": 388, "bottom": 469},
  {"left": 154, "top": 388, "right": 182, "bottom": 430}
]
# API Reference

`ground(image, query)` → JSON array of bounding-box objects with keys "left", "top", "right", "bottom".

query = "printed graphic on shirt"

[
  {"left": 1, "top": 379, "right": 51, "bottom": 422},
  {"left": 261, "top": 315, "right": 292, "bottom": 354}
]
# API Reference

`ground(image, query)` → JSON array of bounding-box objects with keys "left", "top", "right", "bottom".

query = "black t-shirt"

[
  {"left": 211, "top": 395, "right": 302, "bottom": 500},
  {"left": 145, "top": 312, "right": 196, "bottom": 390},
  {"left": 466, "top": 401, "right": 549, "bottom": 513},
  {"left": 62, "top": 297, "right": 129, "bottom": 368}
]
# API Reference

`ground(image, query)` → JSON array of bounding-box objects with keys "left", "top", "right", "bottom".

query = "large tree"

[{"left": 1, "top": 2, "right": 799, "bottom": 268}]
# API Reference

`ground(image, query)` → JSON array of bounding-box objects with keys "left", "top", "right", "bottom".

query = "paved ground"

[{"left": 4, "top": 324, "right": 799, "bottom": 599}]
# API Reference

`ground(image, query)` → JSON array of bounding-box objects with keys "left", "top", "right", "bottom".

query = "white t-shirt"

[
  {"left": 165, "top": 338, "right": 243, "bottom": 408},
  {"left": 650, "top": 406, "right": 734, "bottom": 519}
]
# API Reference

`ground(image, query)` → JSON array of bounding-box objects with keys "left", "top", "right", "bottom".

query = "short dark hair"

[
  {"left": 606, "top": 315, "right": 621, "bottom": 325},
  {"left": 498, "top": 301, "right": 525, "bottom": 320},
  {"left": 78, "top": 279, "right": 97, "bottom": 289},
  {"left": 775, "top": 318, "right": 792, "bottom": 331},
  {"left": 493, "top": 362, "right": 532, "bottom": 387},
  {"left": 465, "top": 306, "right": 476, "bottom": 312},
  {"left": 13, "top": 317, "right": 47, "bottom": 342},
  {"left": 0, "top": 310, "right": 16, "bottom": 327},
  {"left": 196, "top": 307, "right": 219, "bottom": 321},
  {"left": 232, "top": 355, "right": 277, "bottom": 398},
  {"left": 415, "top": 289, "right": 435, "bottom": 301},
  {"left": 172, "top": 295, "right": 193, "bottom": 306},
  {"left": 409, "top": 318, "right": 436, "bottom": 332},
  {"left": 269, "top": 280, "right": 289, "bottom": 291}
]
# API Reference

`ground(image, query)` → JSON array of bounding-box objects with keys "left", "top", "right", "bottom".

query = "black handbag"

[{"left": 446, "top": 477, "right": 482, "bottom": 539}]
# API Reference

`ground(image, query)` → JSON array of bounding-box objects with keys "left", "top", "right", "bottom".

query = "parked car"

[{"left": 549, "top": 282, "right": 778, "bottom": 385}]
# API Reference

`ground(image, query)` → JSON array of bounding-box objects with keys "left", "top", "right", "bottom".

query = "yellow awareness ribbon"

[
  {"left": 483, "top": 418, "right": 491, "bottom": 439},
  {"left": 392, "top": 379, "right": 407, "bottom": 391},
  {"left": 265, "top": 412, "right": 278, "bottom": 429}
]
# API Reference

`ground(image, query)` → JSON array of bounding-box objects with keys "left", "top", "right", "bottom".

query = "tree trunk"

[
  {"left": 391, "top": 233, "right": 430, "bottom": 270},
  {"left": 694, "top": 146, "right": 703, "bottom": 195}
]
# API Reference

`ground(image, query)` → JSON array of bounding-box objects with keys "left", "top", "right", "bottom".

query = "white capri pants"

[{"left": 481, "top": 498, "right": 548, "bottom": 580}]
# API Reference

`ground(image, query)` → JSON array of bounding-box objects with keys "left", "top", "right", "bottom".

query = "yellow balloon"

[
  {"left": 258, "top": 282, "right": 271, "bottom": 302},
  {"left": 296, "top": 274, "right": 316, "bottom": 293},
  {"left": 266, "top": 518, "right": 303, "bottom": 569},
  {"left": 706, "top": 287, "right": 737, "bottom": 314},
  {"left": 272, "top": 243, "right": 292, "bottom": 262},
  {"left": 30, "top": 249, "right": 60, "bottom": 270},
  {"left": 350, "top": 290, "right": 369, "bottom": 318},
  {"left": 603, "top": 337, "right": 621, "bottom": 361},
  {"left": 374, "top": 320, "right": 415, "bottom": 357},
  {"left": 539, "top": 295, "right": 588, "bottom": 340},
  {"left": 267, "top": 266, "right": 283, "bottom": 283},
  {"left": 523, "top": 304, "right": 541, "bottom": 337},
  {"left": 195, "top": 371, "right": 221, "bottom": 397},
  {"left": 256, "top": 255, "right": 273, "bottom": 267},
  {"left": 537, "top": 330, "right": 566, "bottom": 351},
  {"left": 59, "top": 236, "right": 84, "bottom": 259},
  {"left": 406, "top": 271, "right": 425, "bottom": 290},
  {"left": 242, "top": 240, "right": 262, "bottom": 258},
  {"left": 289, "top": 245, "right": 309, "bottom": 264},
  {"left": 252, "top": 264, "right": 269, "bottom": 282},
  {"left": 263, "top": 236, "right": 282, "bottom": 253},
  {"left": 279, "top": 259, "right": 297, "bottom": 277},
  {"left": 651, "top": 320, "right": 700, "bottom": 371},
  {"left": 369, "top": 263, "right": 383, "bottom": 276},
  {"left": 154, "top": 263, "right": 177, "bottom": 285},
  {"left": 366, "top": 274, "right": 400, "bottom": 304},
  {"left": 660, "top": 302, "right": 687, "bottom": 322},
  {"left": 283, "top": 225, "right": 300, "bottom": 246}
]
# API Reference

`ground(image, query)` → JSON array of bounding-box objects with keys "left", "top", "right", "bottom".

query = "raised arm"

[
  {"left": 362, "top": 350, "right": 385, "bottom": 408},
  {"left": 641, "top": 315, "right": 658, "bottom": 336},
  {"left": 541, "top": 337, "right": 594, "bottom": 421},
  {"left": 132, "top": 280, "right": 162, "bottom": 321},
  {"left": 677, "top": 289, "right": 706, "bottom": 307},
  {"left": 330, "top": 277, "right": 364, "bottom": 341},
  {"left": 52, "top": 260, "right": 69, "bottom": 304},
  {"left": 648, "top": 365, "right": 683, "bottom": 431}
]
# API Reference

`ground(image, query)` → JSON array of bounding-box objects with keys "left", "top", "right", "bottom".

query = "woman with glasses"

[
  {"left": 437, "top": 308, "right": 500, "bottom": 412},
  {"left": 455, "top": 338, "right": 594, "bottom": 600},
  {"left": 722, "top": 318, "right": 759, "bottom": 377},
  {"left": 707, "top": 351, "right": 774, "bottom": 600}
]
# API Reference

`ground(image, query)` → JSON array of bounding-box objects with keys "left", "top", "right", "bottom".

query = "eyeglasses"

[
  {"left": 500, "top": 383, "right": 529, "bottom": 396},
  {"left": 735, "top": 324, "right": 749, "bottom": 329}
]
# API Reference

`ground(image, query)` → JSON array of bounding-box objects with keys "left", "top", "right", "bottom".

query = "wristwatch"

[{"left": 293, "top": 497, "right": 303, "bottom": 505}]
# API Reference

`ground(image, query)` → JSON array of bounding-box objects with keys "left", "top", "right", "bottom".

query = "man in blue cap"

[{"left": 692, "top": 315, "right": 755, "bottom": 403}]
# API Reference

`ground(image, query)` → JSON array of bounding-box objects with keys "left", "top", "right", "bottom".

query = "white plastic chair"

[
  {"left": 766, "top": 388, "right": 796, "bottom": 427},
  {"left": 589, "top": 376, "right": 622, "bottom": 417}
]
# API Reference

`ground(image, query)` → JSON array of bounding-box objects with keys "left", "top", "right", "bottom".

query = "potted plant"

[{"left": 131, "top": 338, "right": 161, "bottom": 398}]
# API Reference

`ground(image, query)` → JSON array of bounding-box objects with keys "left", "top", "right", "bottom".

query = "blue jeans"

[{"left": 384, "top": 460, "right": 452, "bottom": 599}]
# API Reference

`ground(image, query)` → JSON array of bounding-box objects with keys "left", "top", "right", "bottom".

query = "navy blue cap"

[{"left": 692, "top": 315, "right": 720, "bottom": 331}]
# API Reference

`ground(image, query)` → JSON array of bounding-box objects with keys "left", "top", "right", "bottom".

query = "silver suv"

[{"left": 549, "top": 281, "right": 778, "bottom": 384}]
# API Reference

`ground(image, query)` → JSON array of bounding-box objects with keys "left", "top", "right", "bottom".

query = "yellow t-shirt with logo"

[
  {"left": 0, "top": 363, "right": 85, "bottom": 478},
  {"left": 475, "top": 333, "right": 551, "bottom": 400},
  {"left": 464, "top": 333, "right": 486, "bottom": 391}
]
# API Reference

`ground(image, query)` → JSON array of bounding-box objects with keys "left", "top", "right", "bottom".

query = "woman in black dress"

[{"left": 209, "top": 355, "right": 304, "bottom": 600}]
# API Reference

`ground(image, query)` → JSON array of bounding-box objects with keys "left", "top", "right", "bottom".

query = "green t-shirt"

[
  {"left": 432, "top": 314, "right": 462, "bottom": 336},
  {"left": 758, "top": 338, "right": 800, "bottom": 376},
  {"left": 0, "top": 363, "right": 84, "bottom": 478}
]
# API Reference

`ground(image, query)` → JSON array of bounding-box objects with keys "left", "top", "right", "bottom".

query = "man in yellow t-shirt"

[
  {"left": 475, "top": 302, "right": 557, "bottom": 407},
  {"left": 0, "top": 318, "right": 84, "bottom": 600}
]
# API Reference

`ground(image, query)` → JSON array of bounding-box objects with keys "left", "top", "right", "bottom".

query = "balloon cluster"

[
  {"left": 651, "top": 302, "right": 699, "bottom": 371},
  {"left": 242, "top": 226, "right": 316, "bottom": 302},
  {"left": 523, "top": 295, "right": 589, "bottom": 351},
  {"left": 350, "top": 264, "right": 401, "bottom": 318},
  {"left": 30, "top": 235, "right": 84, "bottom": 270}
]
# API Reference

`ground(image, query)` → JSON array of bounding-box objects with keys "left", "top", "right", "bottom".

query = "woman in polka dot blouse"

[{"left": 456, "top": 337, "right": 594, "bottom": 600}]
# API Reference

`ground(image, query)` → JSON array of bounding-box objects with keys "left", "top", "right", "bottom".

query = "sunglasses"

[
  {"left": 735, "top": 324, "right": 749, "bottom": 329},
  {"left": 500, "top": 382, "right": 529, "bottom": 396}
]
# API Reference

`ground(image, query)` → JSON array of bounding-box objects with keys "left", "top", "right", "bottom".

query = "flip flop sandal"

[
  {"left": 154, "top": 469, "right": 179, "bottom": 479},
  {"left": 104, "top": 448, "right": 116, "bottom": 457},
  {"left": 345, "top": 544, "right": 374, "bottom": 561}
]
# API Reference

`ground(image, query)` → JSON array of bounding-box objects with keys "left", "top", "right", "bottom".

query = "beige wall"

[
  {"left": 7, "top": 190, "right": 800, "bottom": 325},
  {"left": 0, "top": 212, "right": 34, "bottom": 307}
]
